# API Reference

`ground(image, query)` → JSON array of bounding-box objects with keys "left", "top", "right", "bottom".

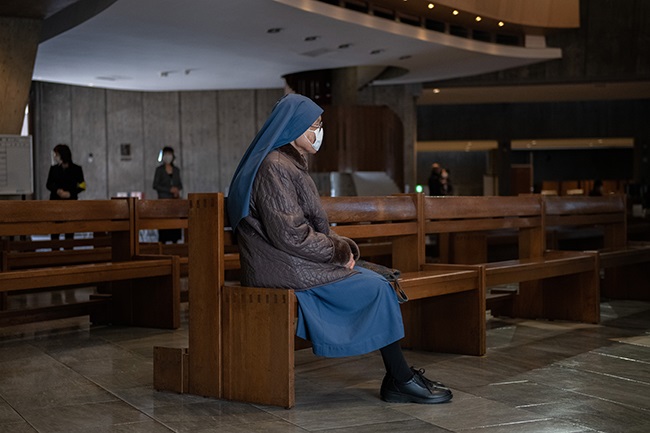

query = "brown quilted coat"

[{"left": 235, "top": 144, "right": 359, "bottom": 290}]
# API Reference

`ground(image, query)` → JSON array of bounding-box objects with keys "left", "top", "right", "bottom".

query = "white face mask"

[
  {"left": 53, "top": 154, "right": 61, "bottom": 165},
  {"left": 306, "top": 127, "right": 324, "bottom": 152},
  {"left": 162, "top": 154, "right": 174, "bottom": 164}
]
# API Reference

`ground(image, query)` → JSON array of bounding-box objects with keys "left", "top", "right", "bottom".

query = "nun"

[{"left": 227, "top": 93, "right": 452, "bottom": 404}]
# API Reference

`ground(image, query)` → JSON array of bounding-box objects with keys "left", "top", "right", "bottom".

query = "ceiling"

[{"left": 30, "top": 0, "right": 565, "bottom": 92}]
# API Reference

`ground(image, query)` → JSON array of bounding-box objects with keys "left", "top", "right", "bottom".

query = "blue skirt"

[{"left": 294, "top": 266, "right": 405, "bottom": 358}]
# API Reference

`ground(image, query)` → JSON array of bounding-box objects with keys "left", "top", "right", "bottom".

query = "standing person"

[
  {"left": 440, "top": 168, "right": 454, "bottom": 196},
  {"left": 46, "top": 144, "right": 86, "bottom": 240},
  {"left": 227, "top": 94, "right": 452, "bottom": 404},
  {"left": 153, "top": 146, "right": 183, "bottom": 243},
  {"left": 427, "top": 162, "right": 443, "bottom": 196},
  {"left": 589, "top": 179, "right": 604, "bottom": 196}
]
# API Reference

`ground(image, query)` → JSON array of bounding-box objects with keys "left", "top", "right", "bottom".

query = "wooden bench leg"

[
  {"left": 400, "top": 288, "right": 486, "bottom": 356},
  {"left": 505, "top": 271, "right": 600, "bottom": 324},
  {"left": 541, "top": 270, "right": 600, "bottom": 323},
  {"left": 88, "top": 294, "right": 112, "bottom": 325},
  {"left": 221, "top": 286, "right": 296, "bottom": 408},
  {"left": 602, "top": 264, "right": 650, "bottom": 301},
  {"left": 153, "top": 346, "right": 189, "bottom": 393},
  {"left": 108, "top": 268, "right": 180, "bottom": 329}
]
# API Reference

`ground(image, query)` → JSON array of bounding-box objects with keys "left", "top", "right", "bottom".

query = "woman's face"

[
  {"left": 162, "top": 152, "right": 174, "bottom": 164},
  {"left": 292, "top": 117, "right": 323, "bottom": 155}
]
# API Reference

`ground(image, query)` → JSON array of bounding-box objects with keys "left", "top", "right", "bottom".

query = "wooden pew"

[
  {"left": 154, "top": 193, "right": 485, "bottom": 409},
  {"left": 1, "top": 236, "right": 113, "bottom": 272},
  {"left": 134, "top": 199, "right": 189, "bottom": 275},
  {"left": 545, "top": 195, "right": 650, "bottom": 301},
  {"left": 423, "top": 195, "right": 600, "bottom": 324},
  {"left": 0, "top": 234, "right": 113, "bottom": 319},
  {"left": 134, "top": 198, "right": 241, "bottom": 286},
  {"left": 320, "top": 195, "right": 485, "bottom": 353},
  {"left": 0, "top": 199, "right": 181, "bottom": 328}
]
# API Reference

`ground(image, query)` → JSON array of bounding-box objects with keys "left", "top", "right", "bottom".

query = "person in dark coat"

[
  {"left": 46, "top": 144, "right": 86, "bottom": 240},
  {"left": 589, "top": 179, "right": 604, "bottom": 196},
  {"left": 427, "top": 162, "right": 443, "bottom": 196},
  {"left": 227, "top": 94, "right": 452, "bottom": 404},
  {"left": 153, "top": 146, "right": 183, "bottom": 243}
]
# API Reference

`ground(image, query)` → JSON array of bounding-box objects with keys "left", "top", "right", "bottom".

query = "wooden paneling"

[
  {"left": 313, "top": 105, "right": 404, "bottom": 190},
  {"left": 435, "top": 0, "right": 579, "bottom": 28},
  {"left": 511, "top": 164, "right": 532, "bottom": 196},
  {"left": 360, "top": 84, "right": 417, "bottom": 192}
]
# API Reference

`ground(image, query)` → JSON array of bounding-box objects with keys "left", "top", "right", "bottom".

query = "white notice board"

[{"left": 0, "top": 135, "right": 33, "bottom": 195}]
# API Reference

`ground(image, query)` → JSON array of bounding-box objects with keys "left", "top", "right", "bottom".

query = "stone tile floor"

[{"left": 0, "top": 300, "right": 649, "bottom": 432}]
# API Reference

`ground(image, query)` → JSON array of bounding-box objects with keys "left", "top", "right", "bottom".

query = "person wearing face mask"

[
  {"left": 46, "top": 143, "right": 86, "bottom": 240},
  {"left": 227, "top": 93, "right": 452, "bottom": 404},
  {"left": 153, "top": 146, "right": 183, "bottom": 243}
]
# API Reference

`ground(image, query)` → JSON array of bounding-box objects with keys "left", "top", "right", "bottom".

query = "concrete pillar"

[{"left": 0, "top": 17, "right": 41, "bottom": 134}]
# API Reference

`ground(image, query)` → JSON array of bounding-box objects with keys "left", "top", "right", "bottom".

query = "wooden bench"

[
  {"left": 0, "top": 199, "right": 181, "bottom": 328},
  {"left": 0, "top": 233, "right": 114, "bottom": 320},
  {"left": 155, "top": 193, "right": 485, "bottom": 408},
  {"left": 134, "top": 198, "right": 241, "bottom": 295},
  {"left": 1, "top": 233, "right": 113, "bottom": 271},
  {"left": 424, "top": 195, "right": 600, "bottom": 324},
  {"left": 134, "top": 198, "right": 189, "bottom": 274},
  {"left": 545, "top": 195, "right": 650, "bottom": 301}
]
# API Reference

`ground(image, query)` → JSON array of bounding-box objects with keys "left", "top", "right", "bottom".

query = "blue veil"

[{"left": 227, "top": 94, "right": 323, "bottom": 231}]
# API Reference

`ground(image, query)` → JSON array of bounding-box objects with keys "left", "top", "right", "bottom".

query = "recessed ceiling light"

[
  {"left": 304, "top": 35, "right": 320, "bottom": 41},
  {"left": 267, "top": 27, "right": 283, "bottom": 34},
  {"left": 452, "top": 10, "right": 459, "bottom": 15},
  {"left": 428, "top": 3, "right": 434, "bottom": 9},
  {"left": 475, "top": 16, "right": 482, "bottom": 22},
  {"left": 498, "top": 21, "right": 505, "bottom": 27},
  {"left": 433, "top": 88, "right": 440, "bottom": 93}
]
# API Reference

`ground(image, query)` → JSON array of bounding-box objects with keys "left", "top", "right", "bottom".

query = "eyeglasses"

[{"left": 309, "top": 121, "right": 323, "bottom": 132}]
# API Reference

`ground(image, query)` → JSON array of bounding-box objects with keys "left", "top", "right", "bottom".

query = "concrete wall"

[{"left": 32, "top": 82, "right": 284, "bottom": 200}]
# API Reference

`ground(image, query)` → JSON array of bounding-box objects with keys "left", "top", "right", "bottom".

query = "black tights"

[{"left": 380, "top": 341, "right": 412, "bottom": 382}]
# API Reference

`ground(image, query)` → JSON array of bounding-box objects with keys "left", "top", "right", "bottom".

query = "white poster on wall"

[{"left": 0, "top": 135, "right": 33, "bottom": 195}]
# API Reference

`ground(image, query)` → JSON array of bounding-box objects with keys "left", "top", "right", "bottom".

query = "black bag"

[{"left": 355, "top": 259, "right": 408, "bottom": 304}]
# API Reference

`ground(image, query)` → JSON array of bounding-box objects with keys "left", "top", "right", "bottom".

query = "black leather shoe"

[
  {"left": 411, "top": 367, "right": 449, "bottom": 390},
  {"left": 380, "top": 371, "right": 452, "bottom": 404}
]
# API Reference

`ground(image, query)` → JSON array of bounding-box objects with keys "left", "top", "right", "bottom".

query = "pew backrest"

[
  {"left": 135, "top": 199, "right": 189, "bottom": 231},
  {"left": 544, "top": 195, "right": 627, "bottom": 248},
  {"left": 320, "top": 195, "right": 422, "bottom": 271},
  {"left": 423, "top": 195, "right": 545, "bottom": 261},
  {"left": 0, "top": 199, "right": 136, "bottom": 262}
]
